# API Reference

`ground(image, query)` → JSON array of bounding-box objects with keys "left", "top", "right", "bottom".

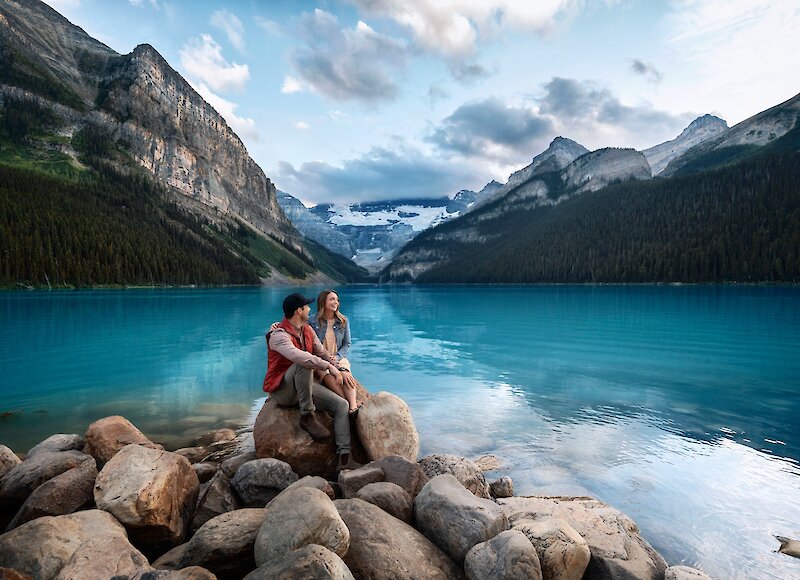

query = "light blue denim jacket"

[{"left": 309, "top": 316, "right": 350, "bottom": 361}]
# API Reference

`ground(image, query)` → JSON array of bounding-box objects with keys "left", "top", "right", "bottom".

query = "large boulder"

[
  {"left": 371, "top": 455, "right": 428, "bottom": 499},
  {"left": 231, "top": 458, "right": 298, "bottom": 507},
  {"left": 490, "top": 476, "right": 514, "bottom": 499},
  {"left": 0, "top": 446, "right": 21, "bottom": 479},
  {"left": 27, "top": 435, "right": 84, "bottom": 457},
  {"left": 356, "top": 391, "right": 419, "bottom": 462},
  {"left": 244, "top": 544, "right": 353, "bottom": 580},
  {"left": 464, "top": 530, "right": 542, "bottom": 580},
  {"left": 419, "top": 455, "right": 491, "bottom": 498},
  {"left": 664, "top": 566, "right": 712, "bottom": 580},
  {"left": 254, "top": 486, "right": 349, "bottom": 567},
  {"left": 335, "top": 498, "right": 463, "bottom": 579},
  {"left": 355, "top": 482, "right": 413, "bottom": 523},
  {"left": 83, "top": 415, "right": 162, "bottom": 465},
  {"left": 0, "top": 510, "right": 127, "bottom": 580},
  {"left": 7, "top": 456, "right": 97, "bottom": 530},
  {"left": 513, "top": 518, "right": 591, "bottom": 580},
  {"left": 178, "top": 508, "right": 265, "bottom": 580},
  {"left": 338, "top": 464, "right": 385, "bottom": 499},
  {"left": 54, "top": 535, "right": 152, "bottom": 580},
  {"left": 253, "top": 397, "right": 368, "bottom": 478},
  {"left": 190, "top": 471, "right": 242, "bottom": 533},
  {"left": 94, "top": 444, "right": 199, "bottom": 555},
  {"left": 0, "top": 450, "right": 93, "bottom": 509},
  {"left": 414, "top": 474, "right": 508, "bottom": 564},
  {"left": 284, "top": 475, "right": 336, "bottom": 499},
  {"left": 499, "top": 496, "right": 668, "bottom": 580}
]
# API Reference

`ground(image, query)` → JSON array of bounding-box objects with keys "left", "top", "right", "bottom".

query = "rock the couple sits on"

[{"left": 260, "top": 293, "right": 365, "bottom": 473}]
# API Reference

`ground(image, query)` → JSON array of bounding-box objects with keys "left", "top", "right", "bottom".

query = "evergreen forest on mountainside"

[
  {"left": 0, "top": 96, "right": 369, "bottom": 288},
  {"left": 401, "top": 149, "right": 800, "bottom": 284}
]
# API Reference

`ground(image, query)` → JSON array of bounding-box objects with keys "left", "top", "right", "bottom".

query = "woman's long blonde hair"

[{"left": 316, "top": 289, "right": 347, "bottom": 325}]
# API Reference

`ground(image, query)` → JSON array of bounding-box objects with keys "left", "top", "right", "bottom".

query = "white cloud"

[
  {"left": 666, "top": 0, "right": 800, "bottom": 124},
  {"left": 189, "top": 81, "right": 259, "bottom": 142},
  {"left": 348, "top": 0, "right": 585, "bottom": 57},
  {"left": 294, "top": 121, "right": 310, "bottom": 130},
  {"left": 179, "top": 34, "right": 250, "bottom": 93},
  {"left": 255, "top": 16, "right": 282, "bottom": 36},
  {"left": 128, "top": 0, "right": 159, "bottom": 9},
  {"left": 280, "top": 76, "right": 305, "bottom": 94},
  {"left": 289, "top": 9, "right": 407, "bottom": 103},
  {"left": 210, "top": 9, "right": 245, "bottom": 52}
]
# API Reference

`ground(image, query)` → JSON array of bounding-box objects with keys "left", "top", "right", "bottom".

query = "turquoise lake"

[{"left": 1, "top": 286, "right": 799, "bottom": 578}]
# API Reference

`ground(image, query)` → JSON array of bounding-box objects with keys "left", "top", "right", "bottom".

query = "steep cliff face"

[
  {"left": 94, "top": 44, "right": 304, "bottom": 253},
  {"left": 643, "top": 115, "right": 728, "bottom": 175},
  {"left": 561, "top": 148, "right": 651, "bottom": 193}
]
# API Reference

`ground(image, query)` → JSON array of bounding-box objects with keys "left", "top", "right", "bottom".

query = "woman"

[{"left": 309, "top": 289, "right": 362, "bottom": 414}]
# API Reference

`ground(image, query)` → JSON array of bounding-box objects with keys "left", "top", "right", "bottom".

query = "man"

[{"left": 263, "top": 292, "right": 361, "bottom": 471}]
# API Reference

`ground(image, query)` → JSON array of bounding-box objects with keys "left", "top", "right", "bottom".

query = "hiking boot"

[
  {"left": 336, "top": 453, "right": 363, "bottom": 472},
  {"left": 299, "top": 412, "right": 330, "bottom": 441}
]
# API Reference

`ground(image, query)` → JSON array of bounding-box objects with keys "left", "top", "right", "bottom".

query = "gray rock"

[
  {"left": 94, "top": 444, "right": 199, "bottom": 555},
  {"left": 135, "top": 567, "right": 216, "bottom": 580},
  {"left": 0, "top": 450, "right": 93, "bottom": 508},
  {"left": 190, "top": 471, "right": 242, "bottom": 533},
  {"left": 369, "top": 455, "right": 428, "bottom": 499},
  {"left": 355, "top": 482, "right": 413, "bottom": 523},
  {"left": 54, "top": 535, "right": 151, "bottom": 580},
  {"left": 27, "top": 434, "right": 84, "bottom": 457},
  {"left": 83, "top": 415, "right": 162, "bottom": 466},
  {"left": 513, "top": 518, "right": 590, "bottom": 580},
  {"left": 284, "top": 475, "right": 336, "bottom": 499},
  {"left": 7, "top": 455, "right": 97, "bottom": 530},
  {"left": 192, "top": 462, "right": 218, "bottom": 483},
  {"left": 464, "top": 530, "right": 542, "bottom": 580},
  {"left": 173, "top": 447, "right": 207, "bottom": 464},
  {"left": 490, "top": 476, "right": 514, "bottom": 499},
  {"left": 419, "top": 455, "right": 491, "bottom": 499},
  {"left": 335, "top": 498, "right": 463, "bottom": 579},
  {"left": 664, "top": 565, "right": 713, "bottom": 580},
  {"left": 151, "top": 543, "right": 188, "bottom": 570},
  {"left": 356, "top": 391, "right": 420, "bottom": 462},
  {"left": 0, "top": 446, "right": 22, "bottom": 480},
  {"left": 244, "top": 544, "right": 354, "bottom": 580},
  {"left": 254, "top": 486, "right": 349, "bottom": 567},
  {"left": 0, "top": 510, "right": 128, "bottom": 580},
  {"left": 338, "top": 464, "right": 385, "bottom": 499},
  {"left": 414, "top": 474, "right": 508, "bottom": 564},
  {"left": 179, "top": 508, "right": 264, "bottom": 580},
  {"left": 220, "top": 451, "right": 256, "bottom": 478},
  {"left": 193, "top": 429, "right": 236, "bottom": 448},
  {"left": 499, "top": 496, "right": 667, "bottom": 580},
  {"left": 231, "top": 458, "right": 298, "bottom": 507}
]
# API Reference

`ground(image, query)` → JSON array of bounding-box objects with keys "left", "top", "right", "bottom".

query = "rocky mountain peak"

[{"left": 643, "top": 115, "right": 729, "bottom": 175}]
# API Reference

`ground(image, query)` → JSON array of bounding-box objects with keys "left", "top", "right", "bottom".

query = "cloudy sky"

[{"left": 44, "top": 0, "right": 800, "bottom": 205}]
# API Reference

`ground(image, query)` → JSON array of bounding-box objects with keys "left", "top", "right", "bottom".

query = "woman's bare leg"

[{"left": 323, "top": 373, "right": 357, "bottom": 412}]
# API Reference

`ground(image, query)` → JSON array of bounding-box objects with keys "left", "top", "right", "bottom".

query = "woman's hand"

[
  {"left": 269, "top": 321, "right": 280, "bottom": 332},
  {"left": 342, "top": 372, "right": 358, "bottom": 390}
]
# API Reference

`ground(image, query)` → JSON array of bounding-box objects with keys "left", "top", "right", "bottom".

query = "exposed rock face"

[
  {"left": 414, "top": 474, "right": 508, "bottom": 563},
  {"left": 83, "top": 415, "right": 162, "bottom": 466},
  {"left": 230, "top": 458, "right": 298, "bottom": 507},
  {"left": 253, "top": 486, "right": 349, "bottom": 567},
  {"left": 277, "top": 192, "right": 355, "bottom": 259},
  {"left": 499, "top": 496, "right": 667, "bottom": 580},
  {"left": 93, "top": 444, "right": 200, "bottom": 554},
  {"left": 0, "top": 510, "right": 128, "bottom": 580},
  {"left": 464, "top": 530, "right": 542, "bottom": 580},
  {"left": 334, "top": 498, "right": 463, "bottom": 579},
  {"left": 54, "top": 535, "right": 152, "bottom": 580},
  {"left": 643, "top": 115, "right": 728, "bottom": 175},
  {"left": 355, "top": 482, "right": 413, "bottom": 523},
  {"left": 356, "top": 391, "right": 420, "bottom": 462},
  {"left": 190, "top": 471, "right": 242, "bottom": 533},
  {"left": 561, "top": 148, "right": 651, "bottom": 193}
]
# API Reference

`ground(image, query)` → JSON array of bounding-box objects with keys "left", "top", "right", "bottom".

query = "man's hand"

[
  {"left": 342, "top": 372, "right": 358, "bottom": 391},
  {"left": 329, "top": 366, "right": 344, "bottom": 386}
]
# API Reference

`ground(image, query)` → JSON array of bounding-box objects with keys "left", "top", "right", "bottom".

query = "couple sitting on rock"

[{"left": 263, "top": 290, "right": 362, "bottom": 472}]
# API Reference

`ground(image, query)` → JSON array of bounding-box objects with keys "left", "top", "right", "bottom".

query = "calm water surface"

[{"left": 1, "top": 286, "right": 799, "bottom": 579}]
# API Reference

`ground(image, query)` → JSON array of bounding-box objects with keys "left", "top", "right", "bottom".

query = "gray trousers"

[{"left": 269, "top": 363, "right": 351, "bottom": 454}]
